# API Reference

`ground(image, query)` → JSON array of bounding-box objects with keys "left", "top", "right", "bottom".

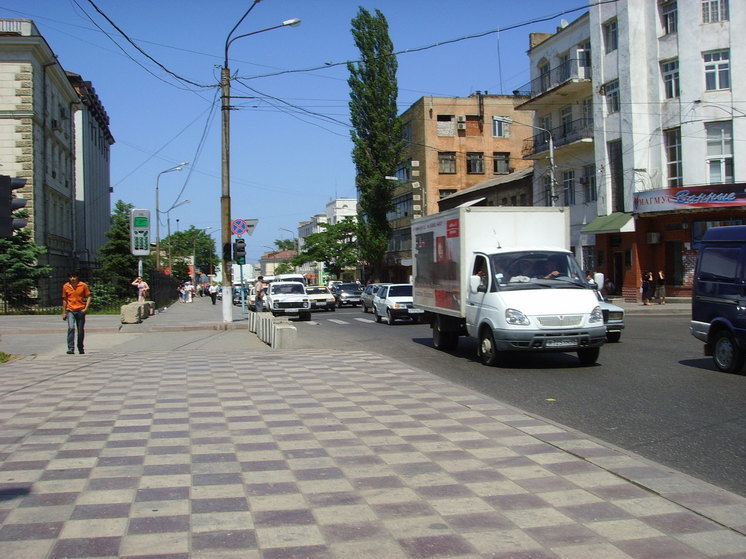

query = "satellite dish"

[{"left": 560, "top": 19, "right": 569, "bottom": 28}]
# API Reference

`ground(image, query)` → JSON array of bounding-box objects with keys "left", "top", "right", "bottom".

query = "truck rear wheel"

[
  {"left": 433, "top": 322, "right": 458, "bottom": 351},
  {"left": 478, "top": 328, "right": 501, "bottom": 366},
  {"left": 577, "top": 347, "right": 600, "bottom": 365},
  {"left": 712, "top": 330, "right": 745, "bottom": 373}
]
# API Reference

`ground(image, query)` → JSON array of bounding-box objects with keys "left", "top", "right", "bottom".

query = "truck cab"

[{"left": 690, "top": 225, "right": 746, "bottom": 373}]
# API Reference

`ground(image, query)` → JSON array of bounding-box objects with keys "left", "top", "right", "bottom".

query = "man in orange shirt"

[{"left": 62, "top": 272, "right": 92, "bottom": 354}]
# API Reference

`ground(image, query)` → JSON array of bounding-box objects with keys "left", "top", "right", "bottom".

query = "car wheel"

[
  {"left": 374, "top": 308, "right": 381, "bottom": 323},
  {"left": 577, "top": 347, "right": 600, "bottom": 365},
  {"left": 478, "top": 328, "right": 500, "bottom": 366},
  {"left": 300, "top": 311, "right": 311, "bottom": 321},
  {"left": 433, "top": 321, "right": 458, "bottom": 351},
  {"left": 387, "top": 309, "right": 395, "bottom": 325},
  {"left": 607, "top": 331, "right": 621, "bottom": 343},
  {"left": 712, "top": 330, "right": 745, "bottom": 373},
  {"left": 329, "top": 305, "right": 335, "bottom": 312},
  {"left": 362, "top": 303, "right": 368, "bottom": 313},
  {"left": 336, "top": 300, "right": 342, "bottom": 308}
]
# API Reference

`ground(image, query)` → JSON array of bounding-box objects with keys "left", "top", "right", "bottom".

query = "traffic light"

[
  {"left": 233, "top": 238, "right": 246, "bottom": 265},
  {"left": 0, "top": 175, "right": 28, "bottom": 239}
]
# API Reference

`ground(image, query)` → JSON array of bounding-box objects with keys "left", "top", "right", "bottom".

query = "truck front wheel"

[
  {"left": 577, "top": 347, "right": 600, "bottom": 365},
  {"left": 478, "top": 328, "right": 501, "bottom": 366}
]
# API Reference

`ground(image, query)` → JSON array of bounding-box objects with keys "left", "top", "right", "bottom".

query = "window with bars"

[
  {"left": 704, "top": 50, "right": 730, "bottom": 91},
  {"left": 438, "top": 152, "right": 456, "bottom": 174},
  {"left": 706, "top": 121, "right": 734, "bottom": 184},
  {"left": 662, "top": 60, "right": 680, "bottom": 99},
  {"left": 664, "top": 128, "right": 682, "bottom": 187},
  {"left": 466, "top": 152, "right": 484, "bottom": 174},
  {"left": 702, "top": 0, "right": 729, "bottom": 23}
]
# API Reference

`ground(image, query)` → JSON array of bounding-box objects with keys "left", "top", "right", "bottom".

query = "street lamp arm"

[{"left": 224, "top": 0, "right": 262, "bottom": 66}]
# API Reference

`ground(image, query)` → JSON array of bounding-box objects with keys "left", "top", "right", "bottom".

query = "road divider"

[{"left": 248, "top": 311, "right": 297, "bottom": 349}]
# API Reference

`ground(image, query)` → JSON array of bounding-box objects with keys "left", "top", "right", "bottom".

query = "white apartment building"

[{"left": 520, "top": 0, "right": 743, "bottom": 299}]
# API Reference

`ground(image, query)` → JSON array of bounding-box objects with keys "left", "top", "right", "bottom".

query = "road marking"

[
  {"left": 327, "top": 319, "right": 349, "bottom": 325},
  {"left": 354, "top": 318, "right": 375, "bottom": 323}
]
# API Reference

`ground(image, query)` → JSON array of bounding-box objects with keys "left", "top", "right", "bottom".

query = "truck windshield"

[{"left": 490, "top": 251, "right": 588, "bottom": 290}]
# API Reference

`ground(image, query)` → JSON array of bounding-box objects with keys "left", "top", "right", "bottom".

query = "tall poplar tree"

[{"left": 348, "top": 7, "right": 404, "bottom": 280}]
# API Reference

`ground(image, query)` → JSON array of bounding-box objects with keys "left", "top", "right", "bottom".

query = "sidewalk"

[{"left": 1, "top": 300, "right": 744, "bottom": 559}]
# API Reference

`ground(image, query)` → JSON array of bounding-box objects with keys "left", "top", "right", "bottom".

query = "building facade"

[{"left": 384, "top": 93, "right": 534, "bottom": 282}]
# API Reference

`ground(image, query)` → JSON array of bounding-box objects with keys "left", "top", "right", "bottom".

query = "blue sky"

[{"left": 2, "top": 0, "right": 589, "bottom": 262}]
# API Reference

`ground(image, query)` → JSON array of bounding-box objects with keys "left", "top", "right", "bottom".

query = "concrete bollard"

[
  {"left": 272, "top": 324, "right": 297, "bottom": 349},
  {"left": 120, "top": 302, "right": 142, "bottom": 324}
]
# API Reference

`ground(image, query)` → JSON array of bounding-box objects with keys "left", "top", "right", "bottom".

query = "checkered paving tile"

[{"left": 0, "top": 349, "right": 744, "bottom": 558}]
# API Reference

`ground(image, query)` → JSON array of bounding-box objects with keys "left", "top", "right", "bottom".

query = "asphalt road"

[{"left": 294, "top": 307, "right": 746, "bottom": 497}]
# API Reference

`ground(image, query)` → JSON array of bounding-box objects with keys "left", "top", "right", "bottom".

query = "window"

[
  {"left": 539, "top": 62, "right": 550, "bottom": 92},
  {"left": 560, "top": 106, "right": 573, "bottom": 136},
  {"left": 542, "top": 175, "right": 553, "bottom": 207},
  {"left": 699, "top": 247, "right": 740, "bottom": 282},
  {"left": 605, "top": 80, "right": 620, "bottom": 113},
  {"left": 582, "top": 165, "right": 597, "bottom": 202},
  {"left": 438, "top": 189, "right": 457, "bottom": 199},
  {"left": 578, "top": 41, "right": 591, "bottom": 70},
  {"left": 562, "top": 170, "right": 576, "bottom": 205},
  {"left": 660, "top": 1, "right": 678, "bottom": 35},
  {"left": 603, "top": 19, "right": 618, "bottom": 53},
  {"left": 608, "top": 140, "right": 624, "bottom": 212},
  {"left": 438, "top": 152, "right": 456, "bottom": 174},
  {"left": 664, "top": 128, "right": 682, "bottom": 187},
  {"left": 702, "top": 0, "right": 729, "bottom": 23},
  {"left": 492, "top": 116, "right": 510, "bottom": 137},
  {"left": 466, "top": 152, "right": 484, "bottom": 174},
  {"left": 559, "top": 53, "right": 571, "bottom": 82},
  {"left": 436, "top": 114, "right": 456, "bottom": 137},
  {"left": 662, "top": 60, "right": 680, "bottom": 99},
  {"left": 386, "top": 194, "right": 413, "bottom": 221},
  {"left": 706, "top": 121, "right": 734, "bottom": 184},
  {"left": 493, "top": 152, "right": 510, "bottom": 174},
  {"left": 704, "top": 50, "right": 730, "bottom": 90}
]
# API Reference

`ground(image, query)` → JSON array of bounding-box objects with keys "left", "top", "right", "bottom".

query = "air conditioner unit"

[
  {"left": 413, "top": 205, "right": 421, "bottom": 211},
  {"left": 456, "top": 115, "right": 466, "bottom": 122},
  {"left": 411, "top": 160, "right": 419, "bottom": 167},
  {"left": 411, "top": 181, "right": 421, "bottom": 189},
  {"left": 457, "top": 122, "right": 467, "bottom": 130},
  {"left": 647, "top": 232, "right": 661, "bottom": 244},
  {"left": 412, "top": 194, "right": 421, "bottom": 201}
]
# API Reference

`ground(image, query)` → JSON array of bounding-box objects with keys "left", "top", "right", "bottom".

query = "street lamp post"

[
  {"left": 155, "top": 162, "right": 189, "bottom": 269},
  {"left": 220, "top": 3, "right": 301, "bottom": 322},
  {"left": 496, "top": 117, "right": 556, "bottom": 206}
]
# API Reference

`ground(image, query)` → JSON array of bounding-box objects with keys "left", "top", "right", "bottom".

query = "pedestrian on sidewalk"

[
  {"left": 131, "top": 276, "right": 149, "bottom": 302},
  {"left": 254, "top": 276, "right": 265, "bottom": 312},
  {"left": 208, "top": 282, "right": 218, "bottom": 305},
  {"left": 655, "top": 269, "right": 667, "bottom": 304},
  {"left": 184, "top": 281, "right": 195, "bottom": 303},
  {"left": 641, "top": 271, "right": 654, "bottom": 305},
  {"left": 62, "top": 271, "right": 92, "bottom": 354}
]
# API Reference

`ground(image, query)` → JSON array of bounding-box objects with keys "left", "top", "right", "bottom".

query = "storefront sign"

[{"left": 634, "top": 183, "right": 746, "bottom": 213}]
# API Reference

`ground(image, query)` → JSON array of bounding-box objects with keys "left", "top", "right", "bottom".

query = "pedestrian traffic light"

[
  {"left": 0, "top": 175, "right": 28, "bottom": 239},
  {"left": 233, "top": 238, "right": 246, "bottom": 265}
]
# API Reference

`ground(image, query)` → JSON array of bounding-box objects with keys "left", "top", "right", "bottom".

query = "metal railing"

[
  {"left": 513, "top": 58, "right": 591, "bottom": 99},
  {"left": 522, "top": 118, "right": 594, "bottom": 157}
]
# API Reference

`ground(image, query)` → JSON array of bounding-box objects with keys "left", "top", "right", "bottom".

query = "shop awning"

[{"left": 580, "top": 212, "right": 635, "bottom": 234}]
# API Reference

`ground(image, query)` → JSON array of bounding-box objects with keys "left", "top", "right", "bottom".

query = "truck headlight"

[
  {"left": 505, "top": 308, "right": 530, "bottom": 325},
  {"left": 590, "top": 305, "right": 603, "bottom": 323}
]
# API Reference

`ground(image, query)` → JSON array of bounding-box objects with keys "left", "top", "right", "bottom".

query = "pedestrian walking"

[
  {"left": 131, "top": 276, "right": 149, "bottom": 302},
  {"left": 254, "top": 276, "right": 265, "bottom": 312},
  {"left": 62, "top": 271, "right": 92, "bottom": 354},
  {"left": 185, "top": 281, "right": 195, "bottom": 303},
  {"left": 655, "top": 269, "right": 667, "bottom": 304},
  {"left": 208, "top": 282, "right": 218, "bottom": 305},
  {"left": 641, "top": 271, "right": 654, "bottom": 305}
]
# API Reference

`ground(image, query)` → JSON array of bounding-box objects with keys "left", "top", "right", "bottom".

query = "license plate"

[
  {"left": 408, "top": 308, "right": 424, "bottom": 314},
  {"left": 545, "top": 338, "right": 578, "bottom": 348}
]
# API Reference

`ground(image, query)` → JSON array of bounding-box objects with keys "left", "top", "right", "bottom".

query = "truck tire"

[
  {"left": 712, "top": 330, "right": 745, "bottom": 373},
  {"left": 478, "top": 328, "right": 501, "bottom": 366},
  {"left": 433, "top": 322, "right": 458, "bottom": 351},
  {"left": 577, "top": 347, "right": 600, "bottom": 365}
]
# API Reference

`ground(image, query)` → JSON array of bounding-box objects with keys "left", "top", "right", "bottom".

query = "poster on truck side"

[{"left": 412, "top": 213, "right": 461, "bottom": 312}]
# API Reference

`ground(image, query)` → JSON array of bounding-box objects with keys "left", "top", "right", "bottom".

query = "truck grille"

[{"left": 536, "top": 315, "right": 583, "bottom": 327}]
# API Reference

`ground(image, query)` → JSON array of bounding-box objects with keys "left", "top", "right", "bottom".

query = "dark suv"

[
  {"left": 690, "top": 225, "right": 746, "bottom": 373},
  {"left": 332, "top": 282, "right": 363, "bottom": 307}
]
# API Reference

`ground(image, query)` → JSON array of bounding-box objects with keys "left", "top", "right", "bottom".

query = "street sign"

[
  {"left": 130, "top": 209, "right": 151, "bottom": 256},
  {"left": 245, "top": 219, "right": 258, "bottom": 236},
  {"left": 231, "top": 218, "right": 248, "bottom": 236}
]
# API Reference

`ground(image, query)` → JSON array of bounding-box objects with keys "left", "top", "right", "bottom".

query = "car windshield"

[
  {"left": 489, "top": 251, "right": 588, "bottom": 291},
  {"left": 389, "top": 285, "right": 412, "bottom": 297},
  {"left": 271, "top": 283, "right": 305, "bottom": 295},
  {"left": 339, "top": 283, "right": 362, "bottom": 292}
]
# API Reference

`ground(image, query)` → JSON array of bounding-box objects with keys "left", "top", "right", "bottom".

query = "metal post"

[
  {"left": 220, "top": 65, "right": 233, "bottom": 322},
  {"left": 548, "top": 133, "right": 556, "bottom": 207},
  {"left": 155, "top": 176, "right": 161, "bottom": 270}
]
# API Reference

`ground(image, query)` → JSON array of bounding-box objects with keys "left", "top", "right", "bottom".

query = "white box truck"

[{"left": 412, "top": 205, "right": 606, "bottom": 366}]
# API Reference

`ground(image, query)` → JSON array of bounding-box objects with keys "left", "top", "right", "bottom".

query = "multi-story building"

[
  {"left": 514, "top": 13, "right": 597, "bottom": 272},
  {"left": 384, "top": 93, "right": 533, "bottom": 282},
  {"left": 0, "top": 20, "right": 113, "bottom": 295}
]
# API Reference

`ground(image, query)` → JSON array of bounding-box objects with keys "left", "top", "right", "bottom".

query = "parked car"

[
  {"left": 265, "top": 281, "right": 311, "bottom": 321},
  {"left": 306, "top": 285, "right": 336, "bottom": 312},
  {"left": 595, "top": 289, "right": 624, "bottom": 342},
  {"left": 332, "top": 282, "right": 363, "bottom": 307},
  {"left": 372, "top": 283, "right": 424, "bottom": 325},
  {"left": 361, "top": 283, "right": 388, "bottom": 313}
]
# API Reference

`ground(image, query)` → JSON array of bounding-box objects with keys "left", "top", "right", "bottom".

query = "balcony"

[
  {"left": 514, "top": 58, "right": 592, "bottom": 107},
  {"left": 522, "top": 118, "right": 594, "bottom": 159}
]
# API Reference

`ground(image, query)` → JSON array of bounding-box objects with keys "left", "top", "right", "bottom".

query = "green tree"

[
  {"left": 163, "top": 226, "right": 218, "bottom": 276},
  {"left": 96, "top": 200, "right": 139, "bottom": 300},
  {"left": 274, "top": 238, "right": 296, "bottom": 252},
  {"left": 171, "top": 260, "right": 190, "bottom": 282},
  {"left": 292, "top": 219, "right": 360, "bottom": 280},
  {"left": 0, "top": 209, "right": 52, "bottom": 309},
  {"left": 348, "top": 7, "right": 404, "bottom": 279},
  {"left": 273, "top": 261, "right": 295, "bottom": 275}
]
